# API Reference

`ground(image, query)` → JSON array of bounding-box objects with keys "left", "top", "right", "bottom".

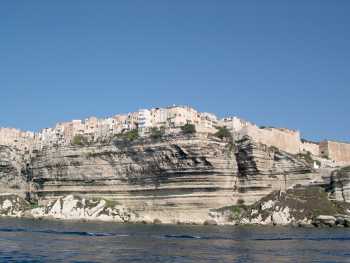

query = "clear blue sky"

[{"left": 0, "top": 1, "right": 349, "bottom": 142}]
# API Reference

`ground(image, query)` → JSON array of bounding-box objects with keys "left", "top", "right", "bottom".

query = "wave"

[
  {"left": 1, "top": 227, "right": 349, "bottom": 242},
  {"left": 253, "top": 237, "right": 350, "bottom": 241},
  {"left": 0, "top": 227, "right": 123, "bottom": 237},
  {"left": 162, "top": 235, "right": 350, "bottom": 242},
  {"left": 164, "top": 234, "right": 202, "bottom": 239}
]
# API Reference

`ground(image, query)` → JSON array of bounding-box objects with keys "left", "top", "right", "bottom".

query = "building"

[
  {"left": 112, "top": 114, "right": 129, "bottom": 133},
  {"left": 138, "top": 109, "right": 152, "bottom": 134},
  {"left": 2, "top": 105, "right": 350, "bottom": 163},
  {"left": 198, "top": 112, "right": 218, "bottom": 133},
  {"left": 150, "top": 108, "right": 168, "bottom": 128},
  {"left": 127, "top": 112, "right": 139, "bottom": 130},
  {"left": 220, "top": 117, "right": 253, "bottom": 134},
  {"left": 166, "top": 105, "right": 199, "bottom": 128}
]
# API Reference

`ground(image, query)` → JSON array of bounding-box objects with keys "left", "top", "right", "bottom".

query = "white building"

[{"left": 138, "top": 109, "right": 152, "bottom": 134}]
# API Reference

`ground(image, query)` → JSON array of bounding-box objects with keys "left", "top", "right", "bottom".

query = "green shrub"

[
  {"left": 103, "top": 199, "right": 120, "bottom": 208},
  {"left": 30, "top": 202, "right": 40, "bottom": 209},
  {"left": 72, "top": 134, "right": 89, "bottom": 146},
  {"left": 297, "top": 151, "right": 314, "bottom": 166},
  {"left": 115, "top": 129, "right": 139, "bottom": 141},
  {"left": 125, "top": 129, "right": 139, "bottom": 141},
  {"left": 214, "top": 126, "right": 232, "bottom": 140},
  {"left": 181, "top": 124, "right": 196, "bottom": 134},
  {"left": 150, "top": 127, "right": 165, "bottom": 140},
  {"left": 338, "top": 166, "right": 350, "bottom": 179}
]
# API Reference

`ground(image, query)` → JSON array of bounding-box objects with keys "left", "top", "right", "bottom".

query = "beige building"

[
  {"left": 127, "top": 112, "right": 139, "bottom": 130},
  {"left": 198, "top": 112, "right": 218, "bottom": 133},
  {"left": 84, "top": 117, "right": 99, "bottom": 135},
  {"left": 221, "top": 117, "right": 253, "bottom": 133},
  {"left": 150, "top": 108, "right": 168, "bottom": 128},
  {"left": 112, "top": 115, "right": 129, "bottom": 133},
  {"left": 166, "top": 105, "right": 200, "bottom": 128}
]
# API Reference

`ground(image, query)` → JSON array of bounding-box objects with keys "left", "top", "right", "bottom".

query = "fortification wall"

[
  {"left": 240, "top": 125, "right": 301, "bottom": 154},
  {"left": 300, "top": 141, "right": 319, "bottom": 156},
  {"left": 320, "top": 141, "right": 350, "bottom": 164}
]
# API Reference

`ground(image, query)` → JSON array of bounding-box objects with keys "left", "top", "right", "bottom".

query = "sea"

[{"left": 0, "top": 218, "right": 349, "bottom": 263}]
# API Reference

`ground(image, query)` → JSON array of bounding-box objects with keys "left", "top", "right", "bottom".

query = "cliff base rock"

[
  {"left": 211, "top": 186, "right": 350, "bottom": 226},
  {"left": 30, "top": 195, "right": 138, "bottom": 222}
]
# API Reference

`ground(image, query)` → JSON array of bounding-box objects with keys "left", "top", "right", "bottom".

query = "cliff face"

[
  {"left": 234, "top": 137, "right": 317, "bottom": 204},
  {"left": 0, "top": 145, "right": 28, "bottom": 197},
  {"left": 30, "top": 134, "right": 237, "bottom": 223},
  {"left": 328, "top": 166, "right": 350, "bottom": 203},
  {"left": 0, "top": 134, "right": 328, "bottom": 224}
]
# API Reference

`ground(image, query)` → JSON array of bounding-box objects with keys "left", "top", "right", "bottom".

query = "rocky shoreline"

[{"left": 1, "top": 188, "right": 349, "bottom": 228}]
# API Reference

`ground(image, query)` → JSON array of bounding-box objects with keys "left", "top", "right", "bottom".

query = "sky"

[{"left": 0, "top": 1, "right": 349, "bottom": 142}]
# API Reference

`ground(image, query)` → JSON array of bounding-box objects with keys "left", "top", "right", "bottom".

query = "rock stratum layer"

[
  {"left": 0, "top": 134, "right": 349, "bottom": 225},
  {"left": 0, "top": 146, "right": 28, "bottom": 197},
  {"left": 30, "top": 134, "right": 236, "bottom": 223}
]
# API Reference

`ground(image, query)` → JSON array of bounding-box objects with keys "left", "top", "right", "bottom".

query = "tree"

[
  {"left": 72, "top": 134, "right": 89, "bottom": 146},
  {"left": 115, "top": 129, "right": 139, "bottom": 141},
  {"left": 180, "top": 124, "right": 196, "bottom": 134},
  {"left": 150, "top": 127, "right": 164, "bottom": 140},
  {"left": 124, "top": 129, "right": 139, "bottom": 141},
  {"left": 214, "top": 126, "right": 232, "bottom": 140}
]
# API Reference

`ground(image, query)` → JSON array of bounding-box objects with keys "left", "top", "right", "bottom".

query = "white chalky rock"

[
  {"left": 2, "top": 199, "right": 12, "bottom": 210},
  {"left": 261, "top": 200, "right": 274, "bottom": 210}
]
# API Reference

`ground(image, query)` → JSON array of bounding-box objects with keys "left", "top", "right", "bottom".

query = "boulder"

[
  {"left": 313, "top": 215, "right": 336, "bottom": 227},
  {"left": 203, "top": 219, "right": 218, "bottom": 225},
  {"left": 153, "top": 218, "right": 162, "bottom": 224}
]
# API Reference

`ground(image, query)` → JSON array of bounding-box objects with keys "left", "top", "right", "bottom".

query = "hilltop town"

[
  {"left": 1, "top": 104, "right": 350, "bottom": 226},
  {"left": 0, "top": 105, "right": 350, "bottom": 165}
]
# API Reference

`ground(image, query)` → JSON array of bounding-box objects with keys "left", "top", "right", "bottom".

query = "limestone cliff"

[
  {"left": 328, "top": 166, "right": 350, "bottom": 202},
  {"left": 234, "top": 137, "right": 317, "bottom": 204},
  {"left": 30, "top": 134, "right": 237, "bottom": 223},
  {"left": 0, "top": 133, "right": 338, "bottom": 224},
  {"left": 0, "top": 145, "right": 28, "bottom": 197}
]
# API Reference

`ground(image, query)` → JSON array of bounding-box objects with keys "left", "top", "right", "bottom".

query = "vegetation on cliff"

[
  {"left": 114, "top": 129, "right": 139, "bottom": 142},
  {"left": 214, "top": 126, "right": 232, "bottom": 140},
  {"left": 72, "top": 134, "right": 90, "bottom": 146},
  {"left": 150, "top": 127, "right": 165, "bottom": 140},
  {"left": 180, "top": 124, "right": 196, "bottom": 134}
]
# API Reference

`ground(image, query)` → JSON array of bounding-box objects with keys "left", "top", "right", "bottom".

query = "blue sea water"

[{"left": 0, "top": 218, "right": 349, "bottom": 262}]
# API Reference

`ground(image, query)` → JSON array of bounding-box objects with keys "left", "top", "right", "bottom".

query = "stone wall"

[
  {"left": 0, "top": 128, "right": 34, "bottom": 152},
  {"left": 320, "top": 141, "right": 350, "bottom": 164},
  {"left": 239, "top": 125, "right": 301, "bottom": 154},
  {"left": 300, "top": 141, "right": 319, "bottom": 156}
]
